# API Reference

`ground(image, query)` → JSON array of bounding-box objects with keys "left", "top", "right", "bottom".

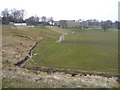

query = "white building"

[
  {"left": 9, "top": 22, "right": 27, "bottom": 26},
  {"left": 14, "top": 23, "right": 27, "bottom": 26}
]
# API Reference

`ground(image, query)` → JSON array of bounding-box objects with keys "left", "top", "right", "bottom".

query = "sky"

[{"left": 0, "top": 0, "right": 119, "bottom": 21}]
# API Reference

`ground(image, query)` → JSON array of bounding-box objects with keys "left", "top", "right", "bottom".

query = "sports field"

[{"left": 25, "top": 27, "right": 118, "bottom": 75}]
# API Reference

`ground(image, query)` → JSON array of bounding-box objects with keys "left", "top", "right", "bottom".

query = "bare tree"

[
  {"left": 1, "top": 8, "right": 10, "bottom": 24},
  {"left": 1, "top": 8, "right": 9, "bottom": 17},
  {"left": 106, "top": 20, "right": 113, "bottom": 28},
  {"left": 41, "top": 16, "right": 46, "bottom": 22},
  {"left": 1, "top": 8, "right": 25, "bottom": 24},
  {"left": 11, "top": 9, "right": 25, "bottom": 22},
  {"left": 19, "top": 9, "right": 25, "bottom": 19},
  {"left": 101, "top": 21, "right": 109, "bottom": 32},
  {"left": 25, "top": 16, "right": 39, "bottom": 25}
]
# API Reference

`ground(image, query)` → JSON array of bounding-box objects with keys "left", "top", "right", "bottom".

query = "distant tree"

[
  {"left": 101, "top": 21, "right": 109, "bottom": 32},
  {"left": 47, "top": 17, "right": 54, "bottom": 25},
  {"left": 59, "top": 20, "right": 67, "bottom": 28},
  {"left": 106, "top": 20, "right": 113, "bottom": 28},
  {"left": 11, "top": 9, "right": 25, "bottom": 23},
  {"left": 1, "top": 8, "right": 9, "bottom": 17},
  {"left": 41, "top": 16, "right": 47, "bottom": 22},
  {"left": 86, "top": 19, "right": 100, "bottom": 26},
  {"left": 1, "top": 8, "right": 10, "bottom": 24},
  {"left": 25, "top": 16, "right": 39, "bottom": 25},
  {"left": 41, "top": 16, "right": 49, "bottom": 25},
  {"left": 114, "top": 21, "right": 120, "bottom": 29},
  {"left": 92, "top": 19, "right": 99, "bottom": 26},
  {"left": 1, "top": 8, "right": 25, "bottom": 24},
  {"left": 78, "top": 19, "right": 82, "bottom": 22}
]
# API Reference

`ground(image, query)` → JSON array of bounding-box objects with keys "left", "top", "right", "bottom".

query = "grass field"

[
  {"left": 24, "top": 27, "right": 118, "bottom": 75},
  {"left": 2, "top": 26, "right": 119, "bottom": 88}
]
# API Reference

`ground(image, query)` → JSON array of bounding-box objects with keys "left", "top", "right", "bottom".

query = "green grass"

[
  {"left": 2, "top": 26, "right": 119, "bottom": 89},
  {"left": 2, "top": 26, "right": 59, "bottom": 38},
  {"left": 3, "top": 26, "right": 118, "bottom": 74},
  {"left": 25, "top": 28, "right": 118, "bottom": 75}
]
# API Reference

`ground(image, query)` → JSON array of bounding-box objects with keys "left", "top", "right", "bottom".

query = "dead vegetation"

[
  {"left": 2, "top": 66, "right": 118, "bottom": 88},
  {"left": 2, "top": 35, "right": 35, "bottom": 64}
]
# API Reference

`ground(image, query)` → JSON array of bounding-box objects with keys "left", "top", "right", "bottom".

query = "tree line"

[
  {"left": 1, "top": 8, "right": 54, "bottom": 26},
  {"left": 1, "top": 8, "right": 120, "bottom": 30},
  {"left": 1, "top": 8, "right": 25, "bottom": 24},
  {"left": 59, "top": 19, "right": 120, "bottom": 31}
]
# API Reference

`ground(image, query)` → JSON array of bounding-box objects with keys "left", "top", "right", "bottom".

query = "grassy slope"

[
  {"left": 2, "top": 26, "right": 118, "bottom": 88},
  {"left": 2, "top": 26, "right": 58, "bottom": 38},
  {"left": 26, "top": 27, "right": 118, "bottom": 75},
  {"left": 2, "top": 26, "right": 59, "bottom": 65}
]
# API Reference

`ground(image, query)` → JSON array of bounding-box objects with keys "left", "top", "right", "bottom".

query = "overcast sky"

[{"left": 0, "top": 0, "right": 119, "bottom": 21}]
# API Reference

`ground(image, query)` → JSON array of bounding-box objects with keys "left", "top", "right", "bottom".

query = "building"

[
  {"left": 9, "top": 22, "right": 27, "bottom": 29},
  {"left": 56, "top": 20, "right": 80, "bottom": 28},
  {"left": 66, "top": 20, "right": 80, "bottom": 27},
  {"left": 13, "top": 23, "right": 27, "bottom": 26},
  {"left": 9, "top": 22, "right": 27, "bottom": 27}
]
